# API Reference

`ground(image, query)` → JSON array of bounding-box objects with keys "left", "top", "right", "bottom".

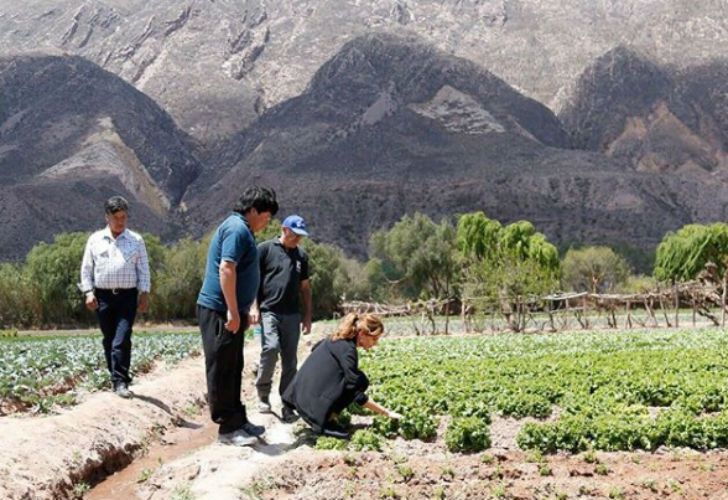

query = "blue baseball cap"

[{"left": 282, "top": 215, "right": 309, "bottom": 236}]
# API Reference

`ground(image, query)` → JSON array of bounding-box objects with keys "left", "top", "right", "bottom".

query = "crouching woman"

[{"left": 282, "top": 313, "right": 401, "bottom": 438}]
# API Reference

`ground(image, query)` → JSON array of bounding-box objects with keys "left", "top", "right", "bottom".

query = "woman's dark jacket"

[{"left": 282, "top": 337, "right": 369, "bottom": 432}]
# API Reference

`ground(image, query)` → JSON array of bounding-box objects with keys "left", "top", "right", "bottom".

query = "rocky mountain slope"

[
  {"left": 560, "top": 47, "right": 728, "bottom": 176},
  {"left": 0, "top": 54, "right": 200, "bottom": 258},
  {"left": 0, "top": 0, "right": 724, "bottom": 146},
  {"left": 187, "top": 34, "right": 724, "bottom": 258}
]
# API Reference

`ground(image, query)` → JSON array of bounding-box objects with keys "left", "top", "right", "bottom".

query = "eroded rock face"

[
  {"left": 0, "top": 0, "right": 725, "bottom": 145},
  {"left": 0, "top": 54, "right": 198, "bottom": 258},
  {"left": 186, "top": 34, "right": 727, "bottom": 261},
  {"left": 560, "top": 48, "right": 728, "bottom": 175}
]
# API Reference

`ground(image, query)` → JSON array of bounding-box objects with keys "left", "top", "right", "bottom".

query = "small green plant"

[
  {"left": 239, "top": 476, "right": 278, "bottom": 499},
  {"left": 350, "top": 430, "right": 383, "bottom": 452},
  {"left": 441, "top": 465, "right": 455, "bottom": 480},
  {"left": 431, "top": 486, "right": 446, "bottom": 499},
  {"left": 582, "top": 449, "right": 598, "bottom": 464},
  {"left": 137, "top": 467, "right": 154, "bottom": 483},
  {"left": 640, "top": 479, "right": 658, "bottom": 493},
  {"left": 491, "top": 482, "right": 507, "bottom": 498},
  {"left": 594, "top": 463, "right": 609, "bottom": 476},
  {"left": 445, "top": 417, "right": 491, "bottom": 453},
  {"left": 171, "top": 483, "right": 195, "bottom": 500},
  {"left": 668, "top": 479, "right": 683, "bottom": 495},
  {"left": 379, "top": 484, "right": 399, "bottom": 499},
  {"left": 337, "top": 410, "right": 352, "bottom": 428},
  {"left": 372, "top": 415, "right": 400, "bottom": 438},
  {"left": 494, "top": 464, "right": 504, "bottom": 479},
  {"left": 343, "top": 453, "right": 358, "bottom": 466},
  {"left": 182, "top": 403, "right": 201, "bottom": 417},
  {"left": 343, "top": 481, "right": 356, "bottom": 498},
  {"left": 538, "top": 463, "right": 552, "bottom": 476},
  {"left": 72, "top": 481, "right": 90, "bottom": 498},
  {"left": 526, "top": 449, "right": 543, "bottom": 463},
  {"left": 699, "top": 462, "right": 716, "bottom": 472},
  {"left": 608, "top": 486, "right": 624, "bottom": 499},
  {"left": 397, "top": 411, "right": 438, "bottom": 441},
  {"left": 396, "top": 463, "right": 414, "bottom": 482},
  {"left": 315, "top": 436, "right": 348, "bottom": 450},
  {"left": 480, "top": 453, "right": 495, "bottom": 464}
]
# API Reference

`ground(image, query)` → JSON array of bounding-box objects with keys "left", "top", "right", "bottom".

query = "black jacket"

[{"left": 282, "top": 338, "right": 369, "bottom": 432}]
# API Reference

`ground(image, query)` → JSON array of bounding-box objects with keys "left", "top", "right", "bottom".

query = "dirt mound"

[{"left": 0, "top": 356, "right": 207, "bottom": 499}]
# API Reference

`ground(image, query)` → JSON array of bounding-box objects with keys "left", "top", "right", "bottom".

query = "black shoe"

[
  {"left": 114, "top": 382, "right": 132, "bottom": 399},
  {"left": 281, "top": 405, "right": 299, "bottom": 423},
  {"left": 321, "top": 421, "right": 349, "bottom": 439},
  {"left": 241, "top": 420, "right": 266, "bottom": 437}
]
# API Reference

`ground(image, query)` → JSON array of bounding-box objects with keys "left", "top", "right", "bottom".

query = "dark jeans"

[
  {"left": 95, "top": 288, "right": 137, "bottom": 385},
  {"left": 197, "top": 305, "right": 248, "bottom": 435}
]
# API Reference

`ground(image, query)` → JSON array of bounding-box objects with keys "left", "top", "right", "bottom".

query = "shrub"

[
  {"left": 350, "top": 430, "right": 383, "bottom": 452},
  {"left": 445, "top": 417, "right": 491, "bottom": 453}
]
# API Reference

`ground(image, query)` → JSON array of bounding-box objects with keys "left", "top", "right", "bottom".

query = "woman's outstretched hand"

[{"left": 387, "top": 410, "right": 403, "bottom": 420}]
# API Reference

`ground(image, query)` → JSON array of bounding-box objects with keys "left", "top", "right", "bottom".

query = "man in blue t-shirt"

[{"left": 197, "top": 186, "right": 278, "bottom": 447}]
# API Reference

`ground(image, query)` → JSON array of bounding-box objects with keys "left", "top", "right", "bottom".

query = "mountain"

[
  {"left": 0, "top": 54, "right": 201, "bottom": 259},
  {"left": 0, "top": 0, "right": 725, "bottom": 146},
  {"left": 560, "top": 47, "right": 728, "bottom": 175},
  {"left": 185, "top": 33, "right": 719, "bottom": 258}
]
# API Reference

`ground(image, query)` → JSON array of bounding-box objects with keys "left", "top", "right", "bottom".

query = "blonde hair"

[{"left": 330, "top": 313, "right": 384, "bottom": 341}]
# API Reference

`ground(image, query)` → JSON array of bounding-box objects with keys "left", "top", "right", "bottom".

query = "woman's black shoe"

[{"left": 321, "top": 421, "right": 349, "bottom": 439}]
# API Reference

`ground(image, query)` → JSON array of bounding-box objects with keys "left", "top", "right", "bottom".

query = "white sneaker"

[
  {"left": 218, "top": 428, "right": 257, "bottom": 446},
  {"left": 258, "top": 399, "right": 272, "bottom": 413}
]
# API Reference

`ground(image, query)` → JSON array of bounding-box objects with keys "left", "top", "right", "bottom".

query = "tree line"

[{"left": 0, "top": 213, "right": 725, "bottom": 329}]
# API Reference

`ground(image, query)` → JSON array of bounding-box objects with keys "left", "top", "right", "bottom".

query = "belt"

[{"left": 95, "top": 287, "right": 137, "bottom": 295}]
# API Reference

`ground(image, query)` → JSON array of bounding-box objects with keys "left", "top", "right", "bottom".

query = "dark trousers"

[
  {"left": 197, "top": 304, "right": 248, "bottom": 434},
  {"left": 95, "top": 288, "right": 137, "bottom": 385},
  {"left": 330, "top": 389, "right": 358, "bottom": 418}
]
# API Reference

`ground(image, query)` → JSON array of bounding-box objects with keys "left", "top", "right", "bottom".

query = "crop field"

[
  {"left": 314, "top": 327, "right": 728, "bottom": 454},
  {"left": 0, "top": 332, "right": 200, "bottom": 414}
]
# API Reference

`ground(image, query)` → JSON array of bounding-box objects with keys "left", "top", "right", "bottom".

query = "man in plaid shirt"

[{"left": 80, "top": 196, "right": 151, "bottom": 398}]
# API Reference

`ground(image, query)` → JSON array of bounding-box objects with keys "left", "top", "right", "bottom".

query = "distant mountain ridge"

[
  {"left": 2, "top": 28, "right": 728, "bottom": 264},
  {"left": 560, "top": 47, "right": 728, "bottom": 176},
  {"left": 187, "top": 34, "right": 726, "bottom": 259},
  {"left": 0, "top": 0, "right": 725, "bottom": 146},
  {"left": 0, "top": 54, "right": 199, "bottom": 258}
]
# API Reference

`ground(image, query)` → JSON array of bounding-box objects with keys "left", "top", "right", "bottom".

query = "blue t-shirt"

[{"left": 197, "top": 213, "right": 259, "bottom": 314}]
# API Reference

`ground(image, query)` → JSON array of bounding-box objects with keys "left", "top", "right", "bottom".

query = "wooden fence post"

[
  {"left": 674, "top": 283, "right": 679, "bottom": 328},
  {"left": 722, "top": 278, "right": 727, "bottom": 327}
]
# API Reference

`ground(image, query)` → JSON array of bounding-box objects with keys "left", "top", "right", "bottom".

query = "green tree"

[
  {"left": 302, "top": 239, "right": 350, "bottom": 319},
  {"left": 562, "top": 246, "right": 631, "bottom": 293},
  {"left": 654, "top": 223, "right": 728, "bottom": 282},
  {"left": 151, "top": 237, "right": 207, "bottom": 322},
  {"left": 25, "top": 232, "right": 90, "bottom": 325},
  {"left": 456, "top": 213, "right": 560, "bottom": 331},
  {"left": 0, "top": 263, "right": 39, "bottom": 327},
  {"left": 369, "top": 213, "right": 460, "bottom": 301}
]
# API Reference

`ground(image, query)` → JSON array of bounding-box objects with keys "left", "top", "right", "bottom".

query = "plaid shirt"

[{"left": 80, "top": 227, "right": 151, "bottom": 293}]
